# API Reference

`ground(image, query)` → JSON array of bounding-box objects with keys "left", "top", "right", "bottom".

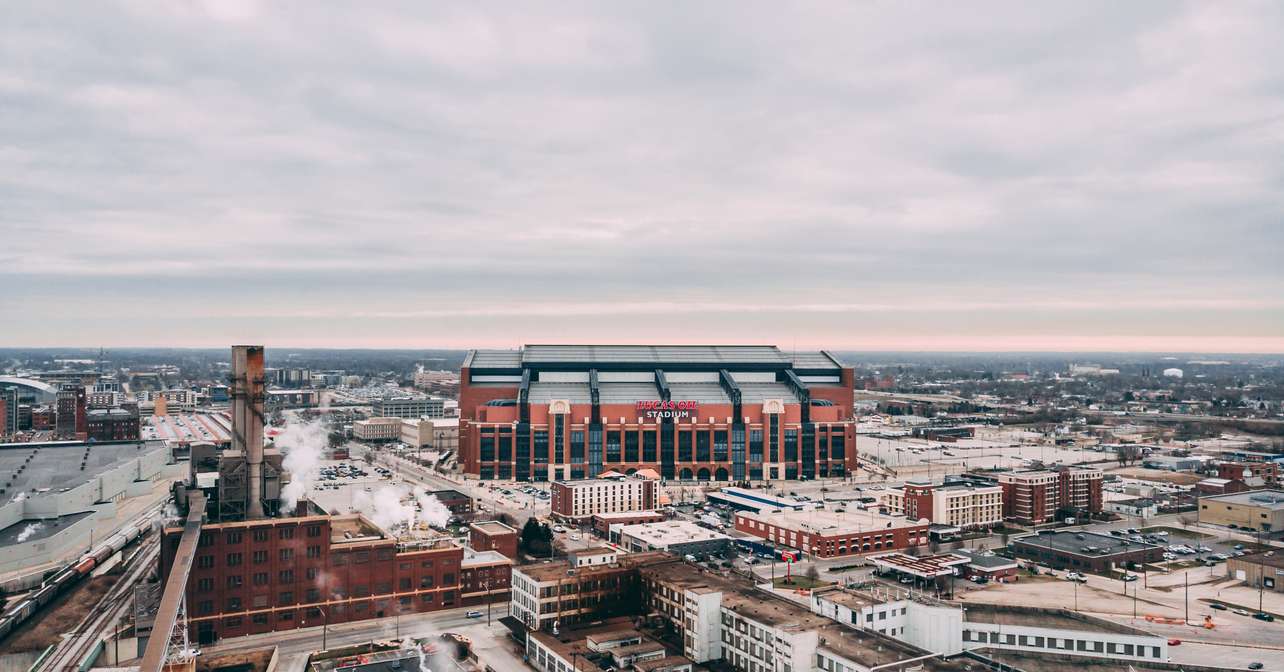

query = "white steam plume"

[
  {"left": 353, "top": 485, "right": 417, "bottom": 532},
  {"left": 17, "top": 522, "right": 44, "bottom": 543},
  {"left": 278, "top": 420, "right": 329, "bottom": 509},
  {"left": 413, "top": 487, "right": 452, "bottom": 529}
]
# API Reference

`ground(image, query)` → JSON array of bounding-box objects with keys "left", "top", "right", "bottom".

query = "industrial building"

[
  {"left": 0, "top": 439, "right": 177, "bottom": 582},
  {"left": 550, "top": 474, "right": 660, "bottom": 522},
  {"left": 159, "top": 513, "right": 512, "bottom": 644},
  {"left": 1227, "top": 552, "right": 1284, "bottom": 592},
  {"left": 142, "top": 412, "right": 234, "bottom": 450},
  {"left": 459, "top": 345, "right": 856, "bottom": 482},
  {"left": 86, "top": 407, "right": 140, "bottom": 441},
  {"left": 879, "top": 480, "right": 1003, "bottom": 530},
  {"left": 1198, "top": 490, "right": 1284, "bottom": 531},
  {"left": 1011, "top": 531, "right": 1162, "bottom": 573},
  {"left": 399, "top": 417, "right": 459, "bottom": 451},
  {"left": 615, "top": 520, "right": 731, "bottom": 556},
  {"left": 525, "top": 623, "right": 693, "bottom": 672},
  {"left": 509, "top": 549, "right": 671, "bottom": 631},
  {"left": 733, "top": 508, "right": 928, "bottom": 558},
  {"left": 996, "top": 467, "right": 1103, "bottom": 525},
  {"left": 590, "top": 510, "right": 666, "bottom": 536}
]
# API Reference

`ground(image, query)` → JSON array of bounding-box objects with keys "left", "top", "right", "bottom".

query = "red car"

[{"left": 1168, "top": 638, "right": 1181, "bottom": 646}]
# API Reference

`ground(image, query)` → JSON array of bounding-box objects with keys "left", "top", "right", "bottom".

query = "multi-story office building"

[
  {"left": 86, "top": 407, "right": 141, "bottom": 441},
  {"left": 353, "top": 417, "right": 403, "bottom": 442},
  {"left": 56, "top": 384, "right": 87, "bottom": 439},
  {"left": 0, "top": 387, "right": 16, "bottom": 438},
  {"left": 373, "top": 396, "right": 445, "bottom": 419},
  {"left": 550, "top": 474, "right": 660, "bottom": 522},
  {"left": 459, "top": 345, "right": 856, "bottom": 482},
  {"left": 159, "top": 513, "right": 510, "bottom": 644},
  {"left": 734, "top": 509, "right": 928, "bottom": 558},
  {"left": 996, "top": 467, "right": 1102, "bottom": 525},
  {"left": 87, "top": 390, "right": 124, "bottom": 409},
  {"left": 508, "top": 549, "right": 671, "bottom": 631},
  {"left": 879, "top": 481, "right": 1003, "bottom": 530}
]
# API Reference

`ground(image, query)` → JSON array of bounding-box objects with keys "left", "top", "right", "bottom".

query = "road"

[{"left": 203, "top": 603, "right": 521, "bottom": 672}]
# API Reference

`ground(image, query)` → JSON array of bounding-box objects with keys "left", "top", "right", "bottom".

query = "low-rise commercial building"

[
  {"left": 429, "top": 489, "right": 473, "bottom": 515},
  {"left": 616, "top": 521, "right": 731, "bottom": 556},
  {"left": 591, "top": 510, "right": 665, "bottom": 537},
  {"left": 1196, "top": 478, "right": 1250, "bottom": 497},
  {"left": 352, "top": 417, "right": 402, "bottom": 442},
  {"left": 551, "top": 475, "right": 659, "bottom": 522},
  {"left": 1215, "top": 460, "right": 1280, "bottom": 484},
  {"left": 1011, "top": 531, "right": 1162, "bottom": 573},
  {"left": 1198, "top": 490, "right": 1284, "bottom": 531},
  {"left": 526, "top": 624, "right": 692, "bottom": 672},
  {"left": 879, "top": 481, "right": 1003, "bottom": 530},
  {"left": 1227, "top": 552, "right": 1284, "bottom": 592},
  {"left": 734, "top": 509, "right": 928, "bottom": 558},
  {"left": 399, "top": 417, "right": 459, "bottom": 451},
  {"left": 469, "top": 520, "right": 518, "bottom": 559},
  {"left": 1107, "top": 497, "right": 1158, "bottom": 518}
]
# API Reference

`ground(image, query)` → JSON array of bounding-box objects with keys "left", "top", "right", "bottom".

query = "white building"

[
  {"left": 551, "top": 475, "right": 659, "bottom": 522},
  {"left": 1107, "top": 497, "right": 1158, "bottom": 519},
  {"left": 616, "top": 521, "right": 731, "bottom": 555},
  {"left": 353, "top": 417, "right": 402, "bottom": 441},
  {"left": 879, "top": 482, "right": 1003, "bottom": 530},
  {"left": 1163, "top": 368, "right": 1184, "bottom": 378}
]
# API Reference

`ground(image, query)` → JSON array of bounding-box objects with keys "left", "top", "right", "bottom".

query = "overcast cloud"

[{"left": 2, "top": 1, "right": 1282, "bottom": 351}]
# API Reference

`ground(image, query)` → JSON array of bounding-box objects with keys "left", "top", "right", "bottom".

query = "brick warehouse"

[
  {"left": 159, "top": 513, "right": 511, "bottom": 644},
  {"left": 458, "top": 345, "right": 856, "bottom": 482}
]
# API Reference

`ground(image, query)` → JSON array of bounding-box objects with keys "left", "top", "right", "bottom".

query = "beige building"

[
  {"left": 879, "top": 482, "right": 1003, "bottom": 530},
  {"left": 353, "top": 416, "right": 402, "bottom": 441},
  {"left": 400, "top": 417, "right": 460, "bottom": 451},
  {"left": 1198, "top": 490, "right": 1284, "bottom": 531}
]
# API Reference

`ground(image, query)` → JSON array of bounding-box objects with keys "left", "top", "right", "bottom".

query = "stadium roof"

[{"left": 465, "top": 345, "right": 844, "bottom": 372}]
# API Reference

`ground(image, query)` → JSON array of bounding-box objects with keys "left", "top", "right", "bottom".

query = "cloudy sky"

[{"left": 3, "top": 1, "right": 1282, "bottom": 351}]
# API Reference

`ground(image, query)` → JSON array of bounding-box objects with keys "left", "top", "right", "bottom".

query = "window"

[
  {"left": 784, "top": 429, "right": 798, "bottom": 461},
  {"left": 831, "top": 434, "right": 845, "bottom": 459},
  {"left": 479, "top": 431, "right": 496, "bottom": 462},
  {"left": 279, "top": 569, "right": 295, "bottom": 583},
  {"left": 749, "top": 430, "right": 763, "bottom": 462},
  {"left": 225, "top": 531, "right": 242, "bottom": 545},
  {"left": 280, "top": 591, "right": 294, "bottom": 603},
  {"left": 279, "top": 528, "right": 294, "bottom": 540},
  {"left": 696, "top": 431, "right": 710, "bottom": 462},
  {"left": 252, "top": 613, "right": 268, "bottom": 624},
  {"left": 253, "top": 572, "right": 269, "bottom": 586},
  {"left": 642, "top": 431, "right": 656, "bottom": 462},
  {"left": 533, "top": 430, "right": 549, "bottom": 464},
  {"left": 226, "top": 575, "right": 243, "bottom": 588},
  {"left": 713, "top": 430, "right": 728, "bottom": 462},
  {"left": 226, "top": 597, "right": 241, "bottom": 610},
  {"left": 443, "top": 572, "right": 456, "bottom": 585},
  {"left": 678, "top": 431, "right": 693, "bottom": 462},
  {"left": 421, "top": 576, "right": 435, "bottom": 588},
  {"left": 625, "top": 431, "right": 639, "bottom": 463},
  {"left": 570, "top": 431, "right": 585, "bottom": 464},
  {"left": 197, "top": 578, "right": 214, "bottom": 592},
  {"left": 197, "top": 555, "right": 214, "bottom": 569},
  {"left": 253, "top": 528, "right": 269, "bottom": 542},
  {"left": 279, "top": 548, "right": 294, "bottom": 562},
  {"left": 226, "top": 552, "right": 242, "bottom": 567},
  {"left": 399, "top": 577, "right": 412, "bottom": 590},
  {"left": 253, "top": 550, "right": 268, "bottom": 564},
  {"left": 606, "top": 431, "right": 621, "bottom": 462},
  {"left": 307, "top": 525, "right": 322, "bottom": 538},
  {"left": 306, "top": 545, "right": 321, "bottom": 558}
]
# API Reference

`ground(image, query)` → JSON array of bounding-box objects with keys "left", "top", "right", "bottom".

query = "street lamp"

[{"left": 303, "top": 607, "right": 329, "bottom": 651}]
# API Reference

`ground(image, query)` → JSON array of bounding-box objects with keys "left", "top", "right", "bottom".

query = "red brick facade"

[
  {"left": 159, "top": 515, "right": 509, "bottom": 644},
  {"left": 734, "top": 513, "right": 927, "bottom": 558},
  {"left": 469, "top": 522, "right": 518, "bottom": 559}
]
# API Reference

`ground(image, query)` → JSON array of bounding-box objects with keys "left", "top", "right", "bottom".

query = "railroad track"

[{"left": 39, "top": 536, "right": 160, "bottom": 672}]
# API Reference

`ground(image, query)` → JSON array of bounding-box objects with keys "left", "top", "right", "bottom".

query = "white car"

[
  {"left": 466, "top": 611, "right": 483, "bottom": 618},
  {"left": 553, "top": 525, "right": 566, "bottom": 533}
]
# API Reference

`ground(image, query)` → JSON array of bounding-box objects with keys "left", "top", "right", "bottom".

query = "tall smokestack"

[{"left": 232, "top": 345, "right": 266, "bottom": 519}]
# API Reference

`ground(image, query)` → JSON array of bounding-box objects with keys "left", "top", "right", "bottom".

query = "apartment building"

[
  {"left": 550, "top": 475, "right": 660, "bottom": 522},
  {"left": 353, "top": 417, "right": 403, "bottom": 442},
  {"left": 879, "top": 481, "right": 1003, "bottom": 530},
  {"left": 997, "top": 467, "right": 1102, "bottom": 525}
]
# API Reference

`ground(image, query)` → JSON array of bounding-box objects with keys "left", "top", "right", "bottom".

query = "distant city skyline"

[{"left": 2, "top": 3, "right": 1282, "bottom": 352}]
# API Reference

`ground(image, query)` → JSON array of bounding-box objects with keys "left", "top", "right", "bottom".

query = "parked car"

[
  {"left": 1234, "top": 608, "right": 1251, "bottom": 616},
  {"left": 1167, "top": 638, "right": 1181, "bottom": 646},
  {"left": 1209, "top": 603, "right": 1227, "bottom": 610},
  {"left": 1121, "top": 574, "right": 1138, "bottom": 582},
  {"left": 1248, "top": 663, "right": 1263, "bottom": 670},
  {"left": 466, "top": 611, "right": 483, "bottom": 618},
  {"left": 1254, "top": 612, "right": 1275, "bottom": 622}
]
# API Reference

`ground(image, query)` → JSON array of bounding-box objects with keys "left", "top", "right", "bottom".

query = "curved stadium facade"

[{"left": 459, "top": 345, "right": 856, "bottom": 482}]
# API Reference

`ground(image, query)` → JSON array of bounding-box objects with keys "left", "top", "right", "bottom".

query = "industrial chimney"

[{"left": 231, "top": 345, "right": 266, "bottom": 519}]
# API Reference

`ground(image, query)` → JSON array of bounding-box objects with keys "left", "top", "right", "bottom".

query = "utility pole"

[{"left": 1185, "top": 572, "right": 1190, "bottom": 625}]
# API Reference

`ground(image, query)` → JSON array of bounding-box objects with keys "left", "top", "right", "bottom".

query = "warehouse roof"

[{"left": 1013, "top": 530, "right": 1160, "bottom": 556}]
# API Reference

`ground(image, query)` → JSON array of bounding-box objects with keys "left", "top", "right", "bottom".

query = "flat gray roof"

[
  {"left": 1200, "top": 489, "right": 1284, "bottom": 509},
  {"left": 1, "top": 441, "right": 156, "bottom": 500},
  {"left": 523, "top": 345, "right": 790, "bottom": 365},
  {"left": 0, "top": 512, "right": 94, "bottom": 547},
  {"left": 1014, "top": 530, "right": 1160, "bottom": 556}
]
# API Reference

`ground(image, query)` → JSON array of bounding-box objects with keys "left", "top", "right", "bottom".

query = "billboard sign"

[{"left": 635, "top": 400, "right": 699, "bottom": 420}]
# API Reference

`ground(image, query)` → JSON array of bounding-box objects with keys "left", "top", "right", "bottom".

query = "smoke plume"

[
  {"left": 17, "top": 522, "right": 44, "bottom": 543},
  {"left": 413, "top": 487, "right": 452, "bottom": 529},
  {"left": 278, "top": 420, "right": 329, "bottom": 509}
]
